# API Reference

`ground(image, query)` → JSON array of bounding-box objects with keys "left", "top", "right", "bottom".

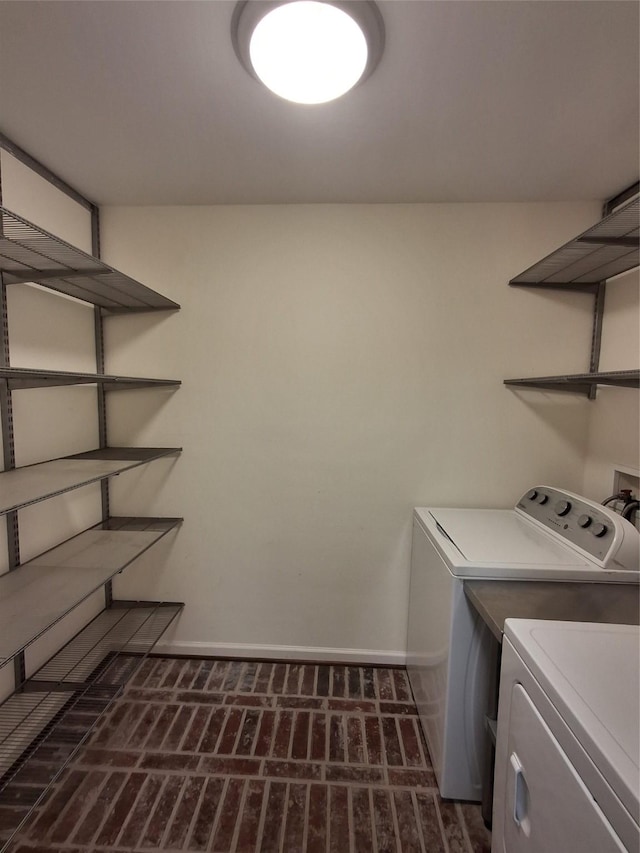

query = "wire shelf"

[
  {"left": 0, "top": 366, "right": 180, "bottom": 391},
  {"left": 504, "top": 369, "right": 640, "bottom": 396},
  {"left": 0, "top": 517, "right": 182, "bottom": 665},
  {"left": 33, "top": 603, "right": 181, "bottom": 684},
  {"left": 510, "top": 197, "right": 639, "bottom": 288},
  {"left": 0, "top": 446, "right": 181, "bottom": 516},
  {"left": 0, "top": 206, "right": 180, "bottom": 313},
  {"left": 0, "top": 601, "right": 182, "bottom": 849}
]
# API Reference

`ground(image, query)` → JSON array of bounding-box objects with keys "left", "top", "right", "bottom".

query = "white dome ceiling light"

[{"left": 231, "top": 1, "right": 385, "bottom": 105}]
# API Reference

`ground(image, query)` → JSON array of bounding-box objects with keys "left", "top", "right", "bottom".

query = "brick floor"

[{"left": 2, "top": 658, "right": 491, "bottom": 853}]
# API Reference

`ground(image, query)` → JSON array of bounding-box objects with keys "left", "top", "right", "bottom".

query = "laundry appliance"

[
  {"left": 492, "top": 619, "right": 639, "bottom": 853},
  {"left": 406, "top": 486, "right": 640, "bottom": 802}
]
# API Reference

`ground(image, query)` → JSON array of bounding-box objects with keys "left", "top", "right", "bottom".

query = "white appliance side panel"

[
  {"left": 444, "top": 580, "right": 493, "bottom": 801},
  {"left": 407, "top": 519, "right": 491, "bottom": 801},
  {"left": 494, "top": 683, "right": 625, "bottom": 853},
  {"left": 407, "top": 518, "right": 453, "bottom": 791}
]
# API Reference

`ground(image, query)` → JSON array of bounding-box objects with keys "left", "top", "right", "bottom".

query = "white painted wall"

[{"left": 100, "top": 201, "right": 609, "bottom": 661}]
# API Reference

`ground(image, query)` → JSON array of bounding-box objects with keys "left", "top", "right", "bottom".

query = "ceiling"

[{"left": 0, "top": 0, "right": 638, "bottom": 207}]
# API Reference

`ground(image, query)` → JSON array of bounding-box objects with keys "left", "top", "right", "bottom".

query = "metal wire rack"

[
  {"left": 510, "top": 196, "right": 639, "bottom": 288},
  {"left": 0, "top": 601, "right": 182, "bottom": 850},
  {"left": 0, "top": 142, "right": 184, "bottom": 853},
  {"left": 506, "top": 190, "right": 639, "bottom": 398},
  {"left": 0, "top": 366, "right": 180, "bottom": 390},
  {"left": 0, "top": 517, "right": 182, "bottom": 665},
  {"left": 0, "top": 447, "right": 182, "bottom": 517},
  {"left": 33, "top": 602, "right": 180, "bottom": 685},
  {"left": 0, "top": 206, "right": 180, "bottom": 312},
  {"left": 504, "top": 369, "right": 640, "bottom": 396}
]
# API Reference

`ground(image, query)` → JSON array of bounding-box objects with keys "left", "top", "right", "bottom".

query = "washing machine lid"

[
  {"left": 428, "top": 508, "right": 590, "bottom": 566},
  {"left": 506, "top": 619, "right": 640, "bottom": 824}
]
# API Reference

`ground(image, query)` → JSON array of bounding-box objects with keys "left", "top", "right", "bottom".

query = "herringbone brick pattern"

[{"left": 2, "top": 658, "right": 491, "bottom": 852}]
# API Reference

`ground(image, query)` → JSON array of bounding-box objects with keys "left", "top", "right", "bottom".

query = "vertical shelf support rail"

[
  {"left": 90, "top": 204, "right": 114, "bottom": 609},
  {"left": 588, "top": 283, "right": 605, "bottom": 400},
  {"left": 587, "top": 182, "right": 639, "bottom": 399},
  {"left": 0, "top": 151, "right": 24, "bottom": 688}
]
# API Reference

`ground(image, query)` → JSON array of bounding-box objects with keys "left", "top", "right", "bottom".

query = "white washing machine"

[
  {"left": 406, "top": 486, "right": 639, "bottom": 802},
  {"left": 492, "top": 619, "right": 639, "bottom": 853}
]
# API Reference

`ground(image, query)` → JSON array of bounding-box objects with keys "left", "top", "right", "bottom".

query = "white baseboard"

[{"left": 153, "top": 640, "right": 407, "bottom": 667}]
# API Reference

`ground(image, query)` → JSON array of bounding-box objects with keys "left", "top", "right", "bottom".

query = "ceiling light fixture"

[{"left": 231, "top": 0, "right": 385, "bottom": 105}]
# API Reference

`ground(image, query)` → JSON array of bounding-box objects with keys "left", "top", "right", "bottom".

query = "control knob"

[
  {"left": 537, "top": 493, "right": 548, "bottom": 504},
  {"left": 591, "top": 522, "right": 608, "bottom": 538},
  {"left": 555, "top": 500, "right": 571, "bottom": 517},
  {"left": 577, "top": 514, "right": 592, "bottom": 528},
  {"left": 527, "top": 490, "right": 538, "bottom": 501}
]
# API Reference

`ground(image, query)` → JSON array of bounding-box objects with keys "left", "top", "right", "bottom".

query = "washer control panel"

[{"left": 515, "top": 486, "right": 633, "bottom": 565}]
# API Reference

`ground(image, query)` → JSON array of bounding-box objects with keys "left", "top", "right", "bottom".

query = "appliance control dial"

[
  {"left": 527, "top": 490, "right": 538, "bottom": 500},
  {"left": 555, "top": 500, "right": 571, "bottom": 517},
  {"left": 592, "top": 522, "right": 608, "bottom": 538},
  {"left": 537, "top": 493, "right": 548, "bottom": 504},
  {"left": 577, "top": 514, "right": 592, "bottom": 528}
]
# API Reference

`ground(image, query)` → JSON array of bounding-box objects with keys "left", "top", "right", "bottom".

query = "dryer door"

[{"left": 499, "top": 683, "right": 625, "bottom": 853}]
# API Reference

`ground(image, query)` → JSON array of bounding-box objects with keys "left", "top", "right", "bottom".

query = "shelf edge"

[{"left": 0, "top": 519, "right": 183, "bottom": 665}]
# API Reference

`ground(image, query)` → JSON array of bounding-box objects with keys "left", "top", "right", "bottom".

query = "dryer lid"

[{"left": 429, "top": 509, "right": 589, "bottom": 566}]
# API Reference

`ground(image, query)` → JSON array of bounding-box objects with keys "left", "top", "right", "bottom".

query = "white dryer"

[
  {"left": 492, "top": 619, "right": 639, "bottom": 853},
  {"left": 406, "top": 486, "right": 639, "bottom": 802}
]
